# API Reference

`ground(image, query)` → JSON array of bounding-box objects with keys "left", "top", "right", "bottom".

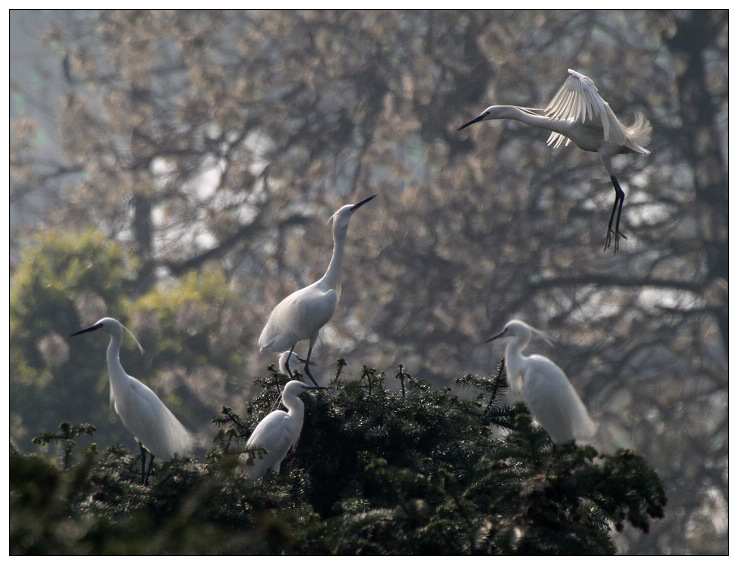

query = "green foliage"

[
  {"left": 10, "top": 363, "right": 666, "bottom": 555},
  {"left": 132, "top": 269, "right": 235, "bottom": 366},
  {"left": 9, "top": 230, "right": 251, "bottom": 452},
  {"left": 10, "top": 230, "right": 137, "bottom": 445},
  {"left": 128, "top": 267, "right": 250, "bottom": 427}
]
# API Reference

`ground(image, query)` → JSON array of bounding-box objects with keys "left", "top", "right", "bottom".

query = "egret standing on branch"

[
  {"left": 487, "top": 319, "right": 596, "bottom": 444},
  {"left": 459, "top": 69, "right": 651, "bottom": 253},
  {"left": 71, "top": 317, "right": 195, "bottom": 484},
  {"left": 258, "top": 194, "right": 377, "bottom": 385},
  {"left": 239, "top": 380, "right": 326, "bottom": 479}
]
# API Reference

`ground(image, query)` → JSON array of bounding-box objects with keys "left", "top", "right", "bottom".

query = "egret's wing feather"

[
  {"left": 546, "top": 131, "right": 570, "bottom": 149},
  {"left": 114, "top": 377, "right": 194, "bottom": 459},
  {"left": 242, "top": 411, "right": 295, "bottom": 478},
  {"left": 298, "top": 288, "right": 338, "bottom": 338},
  {"left": 521, "top": 356, "right": 595, "bottom": 444},
  {"left": 545, "top": 70, "right": 611, "bottom": 142},
  {"left": 259, "top": 284, "right": 338, "bottom": 353},
  {"left": 259, "top": 288, "right": 312, "bottom": 352}
]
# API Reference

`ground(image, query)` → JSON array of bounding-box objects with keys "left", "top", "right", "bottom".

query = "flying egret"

[
  {"left": 459, "top": 69, "right": 651, "bottom": 252},
  {"left": 258, "top": 194, "right": 377, "bottom": 385},
  {"left": 70, "top": 317, "right": 195, "bottom": 484},
  {"left": 239, "top": 379, "right": 326, "bottom": 479},
  {"left": 487, "top": 319, "right": 596, "bottom": 444}
]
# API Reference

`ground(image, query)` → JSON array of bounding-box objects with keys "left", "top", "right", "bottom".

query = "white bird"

[
  {"left": 459, "top": 69, "right": 651, "bottom": 253},
  {"left": 277, "top": 351, "right": 315, "bottom": 376},
  {"left": 487, "top": 319, "right": 596, "bottom": 444},
  {"left": 258, "top": 194, "right": 377, "bottom": 385},
  {"left": 239, "top": 379, "right": 326, "bottom": 479},
  {"left": 71, "top": 317, "right": 195, "bottom": 484}
]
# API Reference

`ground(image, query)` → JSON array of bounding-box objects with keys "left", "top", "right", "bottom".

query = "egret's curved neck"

[
  {"left": 490, "top": 105, "right": 568, "bottom": 135},
  {"left": 284, "top": 396, "right": 306, "bottom": 444},
  {"left": 320, "top": 225, "right": 348, "bottom": 290},
  {"left": 105, "top": 332, "right": 128, "bottom": 389},
  {"left": 284, "top": 395, "right": 305, "bottom": 419},
  {"left": 505, "top": 333, "right": 531, "bottom": 396}
]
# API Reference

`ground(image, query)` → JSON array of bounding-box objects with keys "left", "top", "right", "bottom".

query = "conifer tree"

[{"left": 11, "top": 361, "right": 666, "bottom": 555}]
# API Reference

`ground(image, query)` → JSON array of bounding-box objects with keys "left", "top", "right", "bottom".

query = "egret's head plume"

[
  {"left": 121, "top": 322, "right": 146, "bottom": 355},
  {"left": 487, "top": 319, "right": 553, "bottom": 346},
  {"left": 71, "top": 317, "right": 145, "bottom": 354}
]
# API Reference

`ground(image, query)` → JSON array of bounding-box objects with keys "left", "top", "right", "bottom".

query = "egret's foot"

[{"left": 603, "top": 229, "right": 627, "bottom": 253}]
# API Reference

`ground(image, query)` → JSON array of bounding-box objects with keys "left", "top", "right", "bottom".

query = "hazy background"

[{"left": 9, "top": 10, "right": 727, "bottom": 554}]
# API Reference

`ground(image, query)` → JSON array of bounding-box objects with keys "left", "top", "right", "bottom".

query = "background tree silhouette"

[{"left": 10, "top": 10, "right": 727, "bottom": 554}]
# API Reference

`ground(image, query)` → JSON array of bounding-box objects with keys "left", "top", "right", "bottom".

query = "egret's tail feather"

[{"left": 625, "top": 112, "right": 651, "bottom": 153}]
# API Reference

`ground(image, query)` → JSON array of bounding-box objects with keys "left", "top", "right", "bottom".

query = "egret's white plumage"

[
  {"left": 239, "top": 380, "right": 325, "bottom": 479},
  {"left": 71, "top": 317, "right": 194, "bottom": 483},
  {"left": 259, "top": 194, "right": 377, "bottom": 385},
  {"left": 277, "top": 351, "right": 314, "bottom": 375},
  {"left": 487, "top": 319, "right": 596, "bottom": 444},
  {"left": 459, "top": 69, "right": 651, "bottom": 252}
]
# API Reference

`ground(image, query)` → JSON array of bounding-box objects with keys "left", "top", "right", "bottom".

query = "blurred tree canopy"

[{"left": 9, "top": 10, "right": 727, "bottom": 554}]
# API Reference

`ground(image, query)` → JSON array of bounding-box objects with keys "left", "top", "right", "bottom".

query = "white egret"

[
  {"left": 278, "top": 351, "right": 315, "bottom": 376},
  {"left": 70, "top": 317, "right": 195, "bottom": 484},
  {"left": 487, "top": 319, "right": 596, "bottom": 444},
  {"left": 239, "top": 380, "right": 326, "bottom": 479},
  {"left": 459, "top": 69, "right": 651, "bottom": 252},
  {"left": 258, "top": 194, "right": 377, "bottom": 385}
]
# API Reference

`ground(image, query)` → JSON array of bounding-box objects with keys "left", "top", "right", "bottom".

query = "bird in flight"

[{"left": 460, "top": 69, "right": 651, "bottom": 253}]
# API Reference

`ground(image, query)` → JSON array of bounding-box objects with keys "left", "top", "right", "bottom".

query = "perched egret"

[
  {"left": 239, "top": 380, "right": 326, "bottom": 479},
  {"left": 278, "top": 351, "right": 315, "bottom": 376},
  {"left": 459, "top": 69, "right": 651, "bottom": 252},
  {"left": 70, "top": 317, "right": 194, "bottom": 484},
  {"left": 258, "top": 194, "right": 377, "bottom": 385},
  {"left": 487, "top": 319, "right": 596, "bottom": 444}
]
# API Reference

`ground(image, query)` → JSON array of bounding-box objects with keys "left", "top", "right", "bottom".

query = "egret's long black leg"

[
  {"left": 139, "top": 442, "right": 147, "bottom": 484},
  {"left": 144, "top": 453, "right": 155, "bottom": 486},
  {"left": 139, "top": 442, "right": 155, "bottom": 485},
  {"left": 612, "top": 175, "right": 628, "bottom": 253},
  {"left": 302, "top": 345, "right": 320, "bottom": 387},
  {"left": 284, "top": 345, "right": 296, "bottom": 379},
  {"left": 604, "top": 175, "right": 627, "bottom": 253}
]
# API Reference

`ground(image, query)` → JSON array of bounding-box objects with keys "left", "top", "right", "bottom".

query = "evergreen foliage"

[{"left": 11, "top": 362, "right": 666, "bottom": 555}]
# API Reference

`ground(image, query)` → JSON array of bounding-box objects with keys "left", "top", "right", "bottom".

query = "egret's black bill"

[
  {"left": 70, "top": 323, "right": 102, "bottom": 337},
  {"left": 458, "top": 115, "right": 485, "bottom": 131},
  {"left": 351, "top": 194, "right": 377, "bottom": 211},
  {"left": 486, "top": 328, "right": 508, "bottom": 343}
]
